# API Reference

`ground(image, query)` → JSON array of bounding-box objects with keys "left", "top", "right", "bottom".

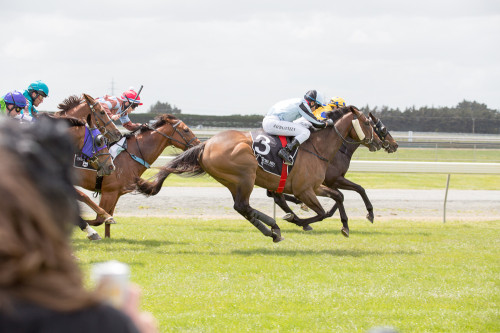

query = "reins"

[
  {"left": 85, "top": 100, "right": 115, "bottom": 139},
  {"left": 150, "top": 120, "right": 198, "bottom": 149},
  {"left": 333, "top": 113, "right": 374, "bottom": 146}
]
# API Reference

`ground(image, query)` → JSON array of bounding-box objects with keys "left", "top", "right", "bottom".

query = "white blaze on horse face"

[{"left": 352, "top": 119, "right": 366, "bottom": 141}]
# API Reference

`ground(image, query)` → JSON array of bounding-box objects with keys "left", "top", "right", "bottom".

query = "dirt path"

[{"left": 78, "top": 187, "right": 500, "bottom": 222}]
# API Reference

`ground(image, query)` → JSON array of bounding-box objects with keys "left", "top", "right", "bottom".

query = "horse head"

[
  {"left": 63, "top": 115, "right": 115, "bottom": 176},
  {"left": 335, "top": 106, "right": 382, "bottom": 152},
  {"left": 148, "top": 114, "right": 201, "bottom": 151},
  {"left": 369, "top": 112, "right": 398, "bottom": 153},
  {"left": 82, "top": 93, "right": 122, "bottom": 143}
]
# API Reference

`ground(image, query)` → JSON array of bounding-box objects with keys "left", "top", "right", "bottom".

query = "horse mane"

[
  {"left": 124, "top": 114, "right": 180, "bottom": 139},
  {"left": 57, "top": 95, "right": 83, "bottom": 113},
  {"left": 325, "top": 106, "right": 355, "bottom": 123},
  {"left": 37, "top": 113, "right": 86, "bottom": 127}
]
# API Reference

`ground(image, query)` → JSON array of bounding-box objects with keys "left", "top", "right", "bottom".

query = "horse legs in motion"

[
  {"left": 329, "top": 177, "right": 374, "bottom": 223},
  {"left": 208, "top": 166, "right": 284, "bottom": 243},
  {"left": 270, "top": 185, "right": 349, "bottom": 237}
]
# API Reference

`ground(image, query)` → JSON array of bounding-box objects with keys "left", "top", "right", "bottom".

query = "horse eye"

[{"left": 183, "top": 128, "right": 190, "bottom": 132}]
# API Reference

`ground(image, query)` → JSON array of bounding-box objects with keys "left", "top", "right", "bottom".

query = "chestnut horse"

[
  {"left": 135, "top": 106, "right": 382, "bottom": 242},
  {"left": 44, "top": 115, "right": 115, "bottom": 240},
  {"left": 268, "top": 112, "right": 398, "bottom": 230},
  {"left": 75, "top": 114, "right": 200, "bottom": 239},
  {"left": 53, "top": 94, "right": 122, "bottom": 144}
]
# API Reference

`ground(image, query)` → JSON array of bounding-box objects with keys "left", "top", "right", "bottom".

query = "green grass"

[
  {"left": 74, "top": 217, "right": 500, "bottom": 333},
  {"left": 352, "top": 147, "right": 500, "bottom": 163},
  {"left": 140, "top": 171, "right": 500, "bottom": 190},
  {"left": 151, "top": 147, "right": 500, "bottom": 190}
]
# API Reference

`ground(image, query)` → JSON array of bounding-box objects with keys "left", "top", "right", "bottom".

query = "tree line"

[{"left": 129, "top": 100, "right": 499, "bottom": 134}]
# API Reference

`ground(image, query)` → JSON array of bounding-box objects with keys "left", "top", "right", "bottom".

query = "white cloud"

[{"left": 0, "top": 0, "right": 499, "bottom": 115}]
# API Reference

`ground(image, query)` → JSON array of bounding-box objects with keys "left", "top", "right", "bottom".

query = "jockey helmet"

[
  {"left": 122, "top": 89, "right": 143, "bottom": 105},
  {"left": 329, "top": 96, "right": 346, "bottom": 108},
  {"left": 3, "top": 91, "right": 27, "bottom": 108},
  {"left": 27, "top": 80, "right": 49, "bottom": 98},
  {"left": 304, "top": 90, "right": 325, "bottom": 107}
]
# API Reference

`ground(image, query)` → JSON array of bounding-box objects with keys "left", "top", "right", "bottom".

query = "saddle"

[{"left": 250, "top": 129, "right": 298, "bottom": 177}]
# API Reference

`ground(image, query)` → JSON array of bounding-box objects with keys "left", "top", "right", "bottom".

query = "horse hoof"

[
  {"left": 303, "top": 225, "right": 313, "bottom": 231},
  {"left": 272, "top": 234, "right": 285, "bottom": 243},
  {"left": 341, "top": 228, "right": 349, "bottom": 238},
  {"left": 300, "top": 203, "right": 309, "bottom": 212},
  {"left": 87, "top": 233, "right": 102, "bottom": 241},
  {"left": 366, "top": 212, "right": 374, "bottom": 223},
  {"left": 104, "top": 217, "right": 116, "bottom": 225},
  {"left": 282, "top": 213, "right": 295, "bottom": 222}
]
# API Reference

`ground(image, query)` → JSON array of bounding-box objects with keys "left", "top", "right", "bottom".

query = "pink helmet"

[{"left": 122, "top": 89, "right": 143, "bottom": 105}]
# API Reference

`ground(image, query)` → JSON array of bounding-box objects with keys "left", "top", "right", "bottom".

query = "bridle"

[
  {"left": 80, "top": 125, "right": 113, "bottom": 173},
  {"left": 371, "top": 118, "right": 390, "bottom": 150},
  {"left": 333, "top": 112, "right": 374, "bottom": 146},
  {"left": 85, "top": 99, "right": 116, "bottom": 140},
  {"left": 148, "top": 120, "right": 198, "bottom": 149}
]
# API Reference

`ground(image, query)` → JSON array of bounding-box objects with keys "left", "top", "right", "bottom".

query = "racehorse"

[
  {"left": 41, "top": 115, "right": 115, "bottom": 240},
  {"left": 53, "top": 94, "right": 122, "bottom": 143},
  {"left": 75, "top": 114, "right": 200, "bottom": 239},
  {"left": 135, "top": 106, "right": 382, "bottom": 242},
  {"left": 268, "top": 112, "right": 398, "bottom": 229}
]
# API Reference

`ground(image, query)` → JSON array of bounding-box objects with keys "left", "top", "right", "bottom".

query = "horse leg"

[
  {"left": 75, "top": 216, "right": 102, "bottom": 240},
  {"left": 334, "top": 177, "right": 374, "bottom": 223},
  {"left": 322, "top": 188, "right": 349, "bottom": 238},
  {"left": 96, "top": 193, "right": 121, "bottom": 238},
  {"left": 232, "top": 188, "right": 284, "bottom": 243},
  {"left": 267, "top": 191, "right": 313, "bottom": 231},
  {"left": 75, "top": 188, "right": 116, "bottom": 225},
  {"left": 296, "top": 186, "right": 350, "bottom": 237},
  {"left": 267, "top": 190, "right": 308, "bottom": 212}
]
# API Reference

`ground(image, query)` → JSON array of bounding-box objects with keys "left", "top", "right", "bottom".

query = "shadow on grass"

[
  {"left": 280, "top": 227, "right": 431, "bottom": 237},
  {"left": 72, "top": 237, "right": 185, "bottom": 250},
  {"left": 231, "top": 248, "right": 422, "bottom": 257}
]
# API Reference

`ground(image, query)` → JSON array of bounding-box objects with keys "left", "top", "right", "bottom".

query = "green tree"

[{"left": 148, "top": 101, "right": 182, "bottom": 115}]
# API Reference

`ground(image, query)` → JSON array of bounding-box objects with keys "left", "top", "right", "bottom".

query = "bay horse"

[
  {"left": 268, "top": 112, "right": 398, "bottom": 230},
  {"left": 41, "top": 115, "right": 115, "bottom": 240},
  {"left": 75, "top": 114, "right": 200, "bottom": 239},
  {"left": 135, "top": 106, "right": 382, "bottom": 242},
  {"left": 53, "top": 94, "right": 122, "bottom": 144}
]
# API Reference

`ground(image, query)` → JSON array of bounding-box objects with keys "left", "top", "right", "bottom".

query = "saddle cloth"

[
  {"left": 73, "top": 154, "right": 96, "bottom": 171},
  {"left": 250, "top": 129, "right": 298, "bottom": 177},
  {"left": 73, "top": 137, "right": 127, "bottom": 171}
]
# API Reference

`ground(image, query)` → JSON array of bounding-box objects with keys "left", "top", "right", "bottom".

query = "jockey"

[
  {"left": 1, "top": 91, "right": 31, "bottom": 121},
  {"left": 96, "top": 89, "right": 143, "bottom": 132},
  {"left": 313, "top": 96, "right": 347, "bottom": 120},
  {"left": 23, "top": 80, "right": 49, "bottom": 119},
  {"left": 263, "top": 90, "right": 333, "bottom": 165}
]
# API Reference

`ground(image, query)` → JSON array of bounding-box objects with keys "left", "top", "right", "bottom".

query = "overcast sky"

[{"left": 1, "top": 0, "right": 499, "bottom": 115}]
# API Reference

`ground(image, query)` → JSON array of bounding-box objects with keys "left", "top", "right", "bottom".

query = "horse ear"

[
  {"left": 82, "top": 93, "right": 95, "bottom": 104},
  {"left": 369, "top": 112, "right": 378, "bottom": 122}
]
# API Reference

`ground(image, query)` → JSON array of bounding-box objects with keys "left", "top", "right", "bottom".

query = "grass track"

[{"left": 73, "top": 217, "right": 499, "bottom": 332}]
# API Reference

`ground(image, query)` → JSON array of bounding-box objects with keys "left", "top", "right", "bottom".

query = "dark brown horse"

[
  {"left": 65, "top": 115, "right": 115, "bottom": 177},
  {"left": 53, "top": 94, "right": 122, "bottom": 143},
  {"left": 268, "top": 112, "right": 398, "bottom": 230},
  {"left": 75, "top": 114, "right": 200, "bottom": 238},
  {"left": 135, "top": 106, "right": 382, "bottom": 242},
  {"left": 42, "top": 115, "right": 115, "bottom": 240}
]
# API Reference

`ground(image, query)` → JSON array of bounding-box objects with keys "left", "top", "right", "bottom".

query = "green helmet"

[{"left": 28, "top": 80, "right": 49, "bottom": 97}]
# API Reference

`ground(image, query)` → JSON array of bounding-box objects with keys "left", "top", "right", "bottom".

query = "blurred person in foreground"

[{"left": 0, "top": 117, "right": 157, "bottom": 333}]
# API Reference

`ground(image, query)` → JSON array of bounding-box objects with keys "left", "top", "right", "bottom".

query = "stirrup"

[{"left": 278, "top": 149, "right": 293, "bottom": 165}]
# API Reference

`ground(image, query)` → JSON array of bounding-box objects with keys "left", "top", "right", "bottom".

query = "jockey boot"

[{"left": 278, "top": 138, "right": 300, "bottom": 165}]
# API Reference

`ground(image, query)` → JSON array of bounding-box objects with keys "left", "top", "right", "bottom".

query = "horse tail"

[{"left": 135, "top": 143, "right": 206, "bottom": 196}]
